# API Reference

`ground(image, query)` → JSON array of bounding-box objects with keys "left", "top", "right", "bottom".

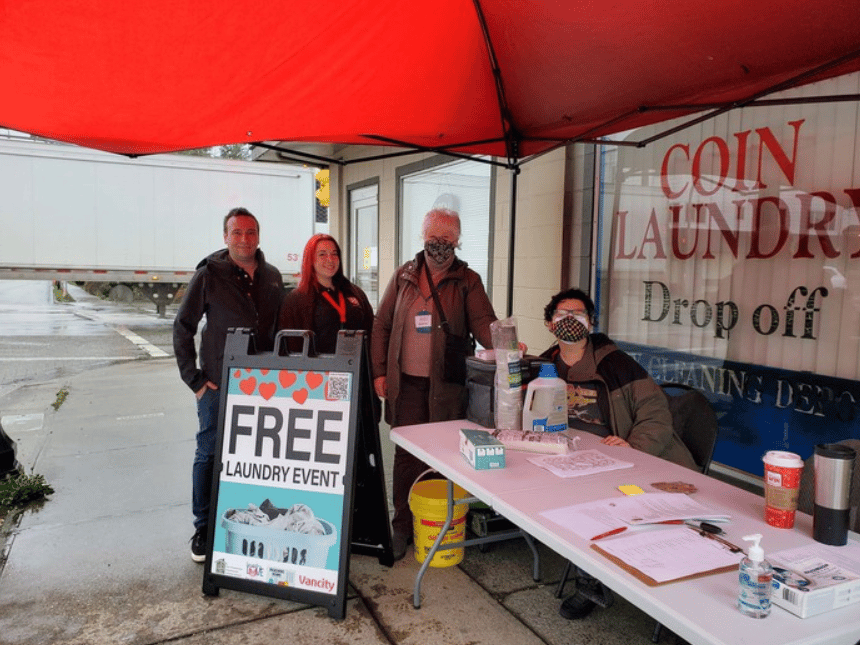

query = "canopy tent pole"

[{"left": 506, "top": 165, "right": 519, "bottom": 318}]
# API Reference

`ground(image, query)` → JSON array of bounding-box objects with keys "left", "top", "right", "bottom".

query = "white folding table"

[{"left": 391, "top": 420, "right": 860, "bottom": 645}]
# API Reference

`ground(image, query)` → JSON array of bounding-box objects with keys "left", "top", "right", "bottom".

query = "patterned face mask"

[
  {"left": 424, "top": 239, "right": 456, "bottom": 264},
  {"left": 550, "top": 314, "right": 589, "bottom": 343}
]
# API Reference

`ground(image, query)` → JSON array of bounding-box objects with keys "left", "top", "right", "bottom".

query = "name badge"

[{"left": 415, "top": 310, "right": 432, "bottom": 333}]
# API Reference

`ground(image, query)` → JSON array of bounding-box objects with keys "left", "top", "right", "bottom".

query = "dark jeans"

[
  {"left": 391, "top": 374, "right": 434, "bottom": 538},
  {"left": 193, "top": 387, "right": 219, "bottom": 530}
]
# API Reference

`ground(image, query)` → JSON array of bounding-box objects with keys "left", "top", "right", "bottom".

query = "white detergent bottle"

[
  {"left": 522, "top": 363, "right": 567, "bottom": 432},
  {"left": 737, "top": 533, "right": 773, "bottom": 618}
]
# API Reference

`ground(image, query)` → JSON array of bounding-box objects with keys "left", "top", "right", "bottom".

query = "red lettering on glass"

[
  {"left": 670, "top": 204, "right": 699, "bottom": 260},
  {"left": 795, "top": 192, "right": 839, "bottom": 259},
  {"left": 637, "top": 209, "right": 667, "bottom": 259},
  {"left": 614, "top": 211, "right": 637, "bottom": 259},
  {"left": 747, "top": 197, "right": 789, "bottom": 259},
  {"left": 659, "top": 120, "right": 805, "bottom": 199},
  {"left": 755, "top": 120, "right": 805, "bottom": 189},
  {"left": 660, "top": 143, "right": 690, "bottom": 199},
  {"left": 692, "top": 136, "right": 730, "bottom": 196},
  {"left": 843, "top": 188, "right": 860, "bottom": 259},
  {"left": 615, "top": 187, "right": 860, "bottom": 261},
  {"left": 732, "top": 130, "right": 754, "bottom": 192},
  {"left": 703, "top": 201, "right": 742, "bottom": 259}
]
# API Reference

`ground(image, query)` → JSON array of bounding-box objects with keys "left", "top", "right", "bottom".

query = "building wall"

[
  {"left": 330, "top": 146, "right": 581, "bottom": 355},
  {"left": 296, "top": 71, "right": 860, "bottom": 480}
]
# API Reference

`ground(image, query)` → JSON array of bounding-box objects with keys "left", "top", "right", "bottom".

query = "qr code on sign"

[{"left": 325, "top": 373, "right": 352, "bottom": 401}]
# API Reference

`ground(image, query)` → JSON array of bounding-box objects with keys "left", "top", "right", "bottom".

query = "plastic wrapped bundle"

[
  {"left": 490, "top": 317, "right": 523, "bottom": 430},
  {"left": 493, "top": 429, "right": 577, "bottom": 454}
]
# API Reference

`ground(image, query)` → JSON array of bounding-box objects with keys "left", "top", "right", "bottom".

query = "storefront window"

[
  {"left": 594, "top": 72, "right": 860, "bottom": 477},
  {"left": 398, "top": 158, "right": 493, "bottom": 289}
]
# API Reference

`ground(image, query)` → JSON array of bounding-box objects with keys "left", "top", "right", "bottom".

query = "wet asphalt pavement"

[{"left": 0, "top": 281, "right": 672, "bottom": 645}]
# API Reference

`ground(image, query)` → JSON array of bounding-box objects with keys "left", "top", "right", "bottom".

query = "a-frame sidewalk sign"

[{"left": 201, "top": 328, "right": 393, "bottom": 619}]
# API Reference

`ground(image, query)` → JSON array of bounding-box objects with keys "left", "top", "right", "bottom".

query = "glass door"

[
  {"left": 348, "top": 182, "right": 379, "bottom": 306},
  {"left": 399, "top": 158, "right": 492, "bottom": 289}
]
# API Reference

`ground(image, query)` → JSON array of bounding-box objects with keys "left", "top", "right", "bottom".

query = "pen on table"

[
  {"left": 684, "top": 523, "right": 744, "bottom": 553},
  {"left": 685, "top": 521, "right": 724, "bottom": 534},
  {"left": 591, "top": 527, "right": 626, "bottom": 541},
  {"left": 591, "top": 520, "right": 683, "bottom": 541}
]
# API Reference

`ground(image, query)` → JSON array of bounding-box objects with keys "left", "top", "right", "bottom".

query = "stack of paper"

[
  {"left": 593, "top": 526, "right": 742, "bottom": 584},
  {"left": 527, "top": 449, "right": 633, "bottom": 478},
  {"left": 541, "top": 492, "right": 730, "bottom": 541}
]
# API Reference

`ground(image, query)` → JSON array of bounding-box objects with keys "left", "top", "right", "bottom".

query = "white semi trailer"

[{"left": 0, "top": 138, "right": 319, "bottom": 314}]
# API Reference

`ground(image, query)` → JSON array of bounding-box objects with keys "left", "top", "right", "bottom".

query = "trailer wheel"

[{"left": 108, "top": 284, "right": 134, "bottom": 303}]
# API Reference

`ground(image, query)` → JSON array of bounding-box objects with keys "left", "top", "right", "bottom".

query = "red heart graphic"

[
  {"left": 260, "top": 369, "right": 269, "bottom": 375},
  {"left": 239, "top": 377, "right": 257, "bottom": 395},
  {"left": 234, "top": 370, "right": 241, "bottom": 378},
  {"left": 292, "top": 388, "right": 308, "bottom": 405},
  {"left": 279, "top": 370, "right": 297, "bottom": 389},
  {"left": 259, "top": 382, "right": 276, "bottom": 400},
  {"left": 245, "top": 369, "right": 252, "bottom": 373},
  {"left": 306, "top": 372, "right": 323, "bottom": 390}
]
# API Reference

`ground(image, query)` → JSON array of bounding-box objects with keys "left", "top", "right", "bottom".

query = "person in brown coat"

[
  {"left": 371, "top": 207, "right": 498, "bottom": 560},
  {"left": 540, "top": 287, "right": 696, "bottom": 621},
  {"left": 540, "top": 288, "right": 696, "bottom": 469}
]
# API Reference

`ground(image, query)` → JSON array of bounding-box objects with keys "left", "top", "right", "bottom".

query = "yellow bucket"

[{"left": 408, "top": 479, "right": 469, "bottom": 567}]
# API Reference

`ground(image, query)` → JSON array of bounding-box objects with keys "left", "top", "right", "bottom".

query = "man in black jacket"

[{"left": 173, "top": 207, "right": 284, "bottom": 562}]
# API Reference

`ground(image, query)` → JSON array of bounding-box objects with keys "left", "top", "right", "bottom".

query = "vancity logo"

[{"left": 299, "top": 574, "right": 336, "bottom": 593}]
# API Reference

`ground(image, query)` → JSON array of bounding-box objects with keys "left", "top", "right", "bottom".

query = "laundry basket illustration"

[{"left": 222, "top": 511, "right": 338, "bottom": 568}]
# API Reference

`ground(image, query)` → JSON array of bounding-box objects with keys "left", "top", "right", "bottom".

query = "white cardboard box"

[
  {"left": 459, "top": 428, "right": 506, "bottom": 470},
  {"left": 770, "top": 541, "right": 860, "bottom": 618}
]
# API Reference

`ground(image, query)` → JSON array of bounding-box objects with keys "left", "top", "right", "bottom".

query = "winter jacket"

[
  {"left": 173, "top": 248, "right": 284, "bottom": 392},
  {"left": 371, "top": 252, "right": 497, "bottom": 425},
  {"left": 541, "top": 333, "right": 697, "bottom": 470},
  {"left": 277, "top": 278, "right": 375, "bottom": 354}
]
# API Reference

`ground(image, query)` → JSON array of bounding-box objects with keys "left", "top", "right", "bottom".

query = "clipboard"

[
  {"left": 591, "top": 543, "right": 738, "bottom": 586},
  {"left": 589, "top": 525, "right": 742, "bottom": 586}
]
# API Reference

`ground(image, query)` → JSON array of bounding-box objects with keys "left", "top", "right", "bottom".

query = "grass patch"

[
  {"left": 0, "top": 472, "right": 54, "bottom": 520},
  {"left": 52, "top": 386, "right": 69, "bottom": 411},
  {"left": 52, "top": 283, "right": 75, "bottom": 303}
]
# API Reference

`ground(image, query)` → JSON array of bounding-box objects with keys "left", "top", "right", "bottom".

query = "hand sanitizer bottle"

[{"left": 737, "top": 533, "right": 773, "bottom": 618}]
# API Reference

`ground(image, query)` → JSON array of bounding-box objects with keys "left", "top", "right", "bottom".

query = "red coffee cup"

[{"left": 762, "top": 450, "right": 803, "bottom": 528}]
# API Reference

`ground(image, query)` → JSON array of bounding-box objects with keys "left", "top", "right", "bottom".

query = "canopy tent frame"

[
  {"left": 251, "top": 64, "right": 860, "bottom": 172},
  {"left": 251, "top": 74, "right": 860, "bottom": 317},
  {"left": 254, "top": 86, "right": 860, "bottom": 167},
  {"left": 4, "top": 1, "right": 860, "bottom": 317}
]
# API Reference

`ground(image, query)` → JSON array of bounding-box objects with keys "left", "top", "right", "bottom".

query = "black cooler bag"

[{"left": 465, "top": 355, "right": 547, "bottom": 428}]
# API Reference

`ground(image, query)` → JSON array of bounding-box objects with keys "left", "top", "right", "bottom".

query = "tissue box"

[
  {"left": 770, "top": 542, "right": 860, "bottom": 618},
  {"left": 459, "top": 428, "right": 506, "bottom": 470}
]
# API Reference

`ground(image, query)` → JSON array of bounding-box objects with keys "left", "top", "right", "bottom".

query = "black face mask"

[
  {"left": 550, "top": 315, "right": 589, "bottom": 343},
  {"left": 424, "top": 239, "right": 455, "bottom": 264}
]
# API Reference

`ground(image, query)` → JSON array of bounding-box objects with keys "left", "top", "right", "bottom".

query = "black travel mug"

[{"left": 813, "top": 443, "right": 856, "bottom": 546}]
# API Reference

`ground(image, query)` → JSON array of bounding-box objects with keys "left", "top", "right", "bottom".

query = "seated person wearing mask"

[{"left": 539, "top": 288, "right": 696, "bottom": 619}]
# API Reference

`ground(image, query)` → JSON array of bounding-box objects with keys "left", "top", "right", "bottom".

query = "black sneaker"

[
  {"left": 391, "top": 531, "right": 411, "bottom": 562},
  {"left": 575, "top": 576, "right": 614, "bottom": 608},
  {"left": 190, "top": 526, "right": 207, "bottom": 563},
  {"left": 559, "top": 592, "right": 597, "bottom": 619}
]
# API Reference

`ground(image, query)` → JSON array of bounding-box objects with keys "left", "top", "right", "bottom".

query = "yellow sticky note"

[{"left": 618, "top": 484, "right": 644, "bottom": 496}]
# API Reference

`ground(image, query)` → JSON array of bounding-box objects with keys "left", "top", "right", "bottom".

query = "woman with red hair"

[{"left": 278, "top": 233, "right": 374, "bottom": 354}]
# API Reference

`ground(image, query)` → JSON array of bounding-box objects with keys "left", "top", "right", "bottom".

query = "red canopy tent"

[{"left": 2, "top": 0, "right": 859, "bottom": 165}]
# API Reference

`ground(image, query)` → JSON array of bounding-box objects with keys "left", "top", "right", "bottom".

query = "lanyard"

[{"left": 321, "top": 290, "right": 347, "bottom": 324}]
